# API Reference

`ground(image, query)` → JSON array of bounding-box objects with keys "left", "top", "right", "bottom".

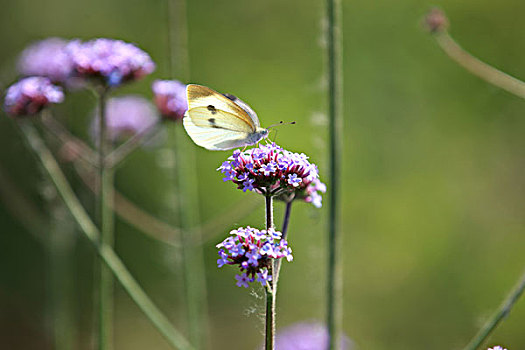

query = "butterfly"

[{"left": 183, "top": 84, "right": 269, "bottom": 150}]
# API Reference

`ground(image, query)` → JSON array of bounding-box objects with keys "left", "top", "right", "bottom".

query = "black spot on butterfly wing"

[
  {"left": 207, "top": 105, "right": 218, "bottom": 115},
  {"left": 207, "top": 117, "right": 222, "bottom": 129}
]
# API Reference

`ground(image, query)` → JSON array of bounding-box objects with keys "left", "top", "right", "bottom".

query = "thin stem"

[
  {"left": 434, "top": 31, "right": 525, "bottom": 100},
  {"left": 281, "top": 201, "right": 293, "bottom": 241},
  {"left": 98, "top": 90, "right": 115, "bottom": 350},
  {"left": 40, "top": 109, "right": 98, "bottom": 166},
  {"left": 48, "top": 199, "right": 76, "bottom": 350},
  {"left": 170, "top": 125, "right": 209, "bottom": 349},
  {"left": 265, "top": 283, "right": 276, "bottom": 350},
  {"left": 273, "top": 201, "right": 293, "bottom": 286},
  {"left": 167, "top": 0, "right": 190, "bottom": 81},
  {"left": 462, "top": 268, "right": 525, "bottom": 350},
  {"left": 166, "top": 0, "right": 208, "bottom": 346},
  {"left": 265, "top": 195, "right": 275, "bottom": 350},
  {"left": 326, "top": 0, "right": 344, "bottom": 347},
  {"left": 17, "top": 121, "right": 194, "bottom": 350}
]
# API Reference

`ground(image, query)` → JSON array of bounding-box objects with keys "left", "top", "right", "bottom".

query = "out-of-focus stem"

[
  {"left": 170, "top": 125, "right": 208, "bottom": 349},
  {"left": 41, "top": 109, "right": 97, "bottom": 165},
  {"left": 265, "top": 195, "right": 275, "bottom": 350},
  {"left": 434, "top": 31, "right": 525, "bottom": 99},
  {"left": 97, "top": 89, "right": 115, "bottom": 350},
  {"left": 463, "top": 268, "right": 525, "bottom": 350},
  {"left": 326, "top": 0, "right": 344, "bottom": 347},
  {"left": 18, "top": 121, "right": 194, "bottom": 350},
  {"left": 167, "top": 0, "right": 209, "bottom": 347},
  {"left": 48, "top": 200, "right": 76, "bottom": 350},
  {"left": 105, "top": 123, "right": 162, "bottom": 168}
]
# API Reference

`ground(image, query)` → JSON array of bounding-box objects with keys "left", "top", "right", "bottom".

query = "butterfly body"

[{"left": 183, "top": 84, "right": 269, "bottom": 150}]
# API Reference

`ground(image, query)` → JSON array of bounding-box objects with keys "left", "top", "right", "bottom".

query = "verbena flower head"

[
  {"left": 4, "top": 77, "right": 64, "bottom": 116},
  {"left": 272, "top": 321, "right": 352, "bottom": 350},
  {"left": 90, "top": 95, "right": 158, "bottom": 142},
  {"left": 217, "top": 143, "right": 326, "bottom": 207},
  {"left": 488, "top": 347, "right": 508, "bottom": 350},
  {"left": 66, "top": 38, "right": 155, "bottom": 87},
  {"left": 216, "top": 226, "right": 293, "bottom": 288},
  {"left": 152, "top": 79, "right": 187, "bottom": 121},
  {"left": 17, "top": 38, "right": 74, "bottom": 84}
]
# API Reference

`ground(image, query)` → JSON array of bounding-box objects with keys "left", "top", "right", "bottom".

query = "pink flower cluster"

[
  {"left": 218, "top": 143, "right": 326, "bottom": 207},
  {"left": 4, "top": 77, "right": 64, "bottom": 116},
  {"left": 216, "top": 226, "right": 292, "bottom": 288}
]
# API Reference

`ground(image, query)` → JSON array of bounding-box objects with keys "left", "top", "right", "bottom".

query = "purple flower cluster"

[
  {"left": 4, "top": 77, "right": 64, "bottom": 116},
  {"left": 65, "top": 38, "right": 155, "bottom": 86},
  {"left": 152, "top": 79, "right": 187, "bottom": 121},
  {"left": 272, "top": 322, "right": 352, "bottom": 350},
  {"left": 488, "top": 347, "right": 508, "bottom": 350},
  {"left": 217, "top": 143, "right": 326, "bottom": 207},
  {"left": 216, "top": 226, "right": 293, "bottom": 288},
  {"left": 17, "top": 38, "right": 74, "bottom": 84},
  {"left": 90, "top": 95, "right": 159, "bottom": 142}
]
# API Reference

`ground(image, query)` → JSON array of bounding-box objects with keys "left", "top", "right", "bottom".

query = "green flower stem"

[
  {"left": 463, "top": 268, "right": 525, "bottom": 350},
  {"left": 265, "top": 195, "right": 275, "bottom": 350},
  {"left": 48, "top": 198, "right": 76, "bottom": 350},
  {"left": 273, "top": 200, "right": 293, "bottom": 287},
  {"left": 433, "top": 31, "right": 525, "bottom": 100},
  {"left": 326, "top": 0, "right": 344, "bottom": 347},
  {"left": 166, "top": 0, "right": 209, "bottom": 346},
  {"left": 18, "top": 121, "right": 194, "bottom": 350},
  {"left": 170, "top": 124, "right": 209, "bottom": 349},
  {"left": 40, "top": 109, "right": 97, "bottom": 166},
  {"left": 97, "top": 90, "right": 115, "bottom": 350}
]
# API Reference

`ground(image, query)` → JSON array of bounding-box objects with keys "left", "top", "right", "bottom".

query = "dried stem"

[
  {"left": 17, "top": 121, "right": 194, "bottom": 350},
  {"left": 462, "top": 268, "right": 525, "bottom": 350},
  {"left": 326, "top": 0, "right": 344, "bottom": 347},
  {"left": 433, "top": 31, "right": 525, "bottom": 99}
]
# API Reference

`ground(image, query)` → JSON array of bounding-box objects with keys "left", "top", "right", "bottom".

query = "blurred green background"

[{"left": 1, "top": 0, "right": 525, "bottom": 349}]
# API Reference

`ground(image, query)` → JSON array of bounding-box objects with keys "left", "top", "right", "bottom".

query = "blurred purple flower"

[
  {"left": 4, "top": 77, "right": 64, "bottom": 116},
  {"left": 216, "top": 226, "right": 292, "bottom": 288},
  {"left": 152, "top": 79, "right": 187, "bottom": 121},
  {"left": 17, "top": 38, "right": 74, "bottom": 84},
  {"left": 272, "top": 321, "right": 352, "bottom": 350},
  {"left": 488, "top": 347, "right": 508, "bottom": 350},
  {"left": 217, "top": 143, "right": 326, "bottom": 207},
  {"left": 66, "top": 38, "right": 155, "bottom": 87},
  {"left": 90, "top": 95, "right": 159, "bottom": 142}
]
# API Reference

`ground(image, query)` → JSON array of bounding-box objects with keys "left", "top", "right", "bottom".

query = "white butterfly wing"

[
  {"left": 186, "top": 85, "right": 257, "bottom": 130},
  {"left": 184, "top": 85, "right": 265, "bottom": 150},
  {"left": 183, "top": 111, "right": 254, "bottom": 150}
]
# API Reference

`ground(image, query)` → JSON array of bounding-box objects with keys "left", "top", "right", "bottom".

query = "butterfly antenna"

[{"left": 266, "top": 120, "right": 297, "bottom": 129}]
